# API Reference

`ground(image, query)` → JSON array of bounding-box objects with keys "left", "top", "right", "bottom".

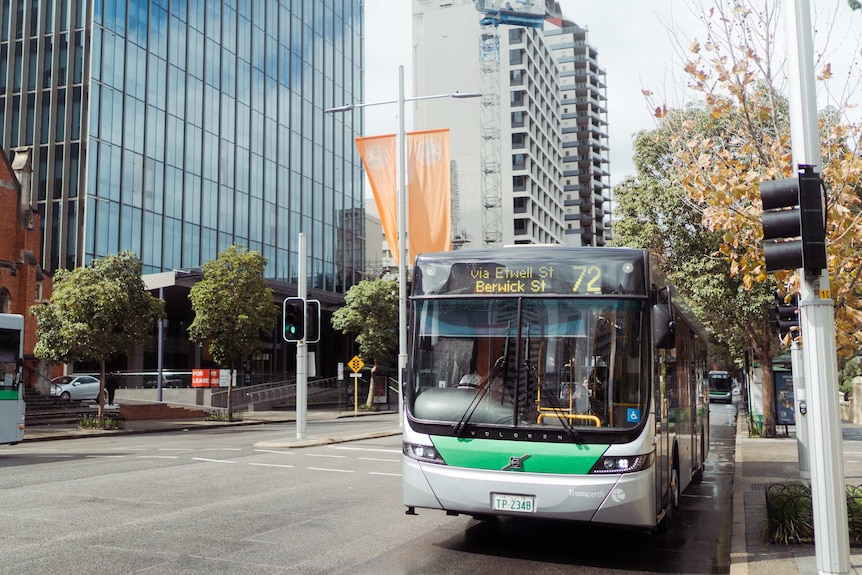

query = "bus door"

[{"left": 654, "top": 349, "right": 676, "bottom": 513}]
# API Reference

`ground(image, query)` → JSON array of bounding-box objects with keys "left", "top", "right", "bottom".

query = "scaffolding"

[{"left": 478, "top": 25, "right": 503, "bottom": 247}]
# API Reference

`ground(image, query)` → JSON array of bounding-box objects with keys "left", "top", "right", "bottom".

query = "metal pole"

[
  {"left": 397, "top": 65, "right": 407, "bottom": 429},
  {"left": 784, "top": 1, "right": 849, "bottom": 572},
  {"left": 790, "top": 337, "right": 810, "bottom": 478},
  {"left": 157, "top": 287, "right": 164, "bottom": 402},
  {"left": 296, "top": 233, "right": 308, "bottom": 439}
]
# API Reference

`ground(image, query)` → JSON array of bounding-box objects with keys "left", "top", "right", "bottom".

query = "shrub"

[
  {"left": 77, "top": 414, "right": 125, "bottom": 430},
  {"left": 766, "top": 482, "right": 862, "bottom": 545}
]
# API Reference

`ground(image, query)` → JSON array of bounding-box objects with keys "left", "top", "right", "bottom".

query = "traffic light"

[
  {"left": 305, "top": 299, "right": 320, "bottom": 344},
  {"left": 798, "top": 168, "right": 827, "bottom": 275},
  {"left": 759, "top": 166, "right": 827, "bottom": 276},
  {"left": 768, "top": 292, "right": 800, "bottom": 340},
  {"left": 283, "top": 297, "right": 305, "bottom": 342}
]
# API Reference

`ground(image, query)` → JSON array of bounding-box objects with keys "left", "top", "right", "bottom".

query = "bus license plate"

[{"left": 492, "top": 493, "right": 535, "bottom": 513}]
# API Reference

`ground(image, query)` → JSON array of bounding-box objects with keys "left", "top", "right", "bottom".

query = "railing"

[{"left": 210, "top": 377, "right": 344, "bottom": 409}]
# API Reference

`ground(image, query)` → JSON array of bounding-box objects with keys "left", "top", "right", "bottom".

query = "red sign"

[{"left": 191, "top": 369, "right": 219, "bottom": 388}]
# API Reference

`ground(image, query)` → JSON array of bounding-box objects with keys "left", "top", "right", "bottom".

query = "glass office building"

[{"left": 0, "top": 0, "right": 365, "bottom": 294}]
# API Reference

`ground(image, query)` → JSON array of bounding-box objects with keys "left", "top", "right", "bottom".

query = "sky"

[{"left": 363, "top": 0, "right": 861, "bottom": 188}]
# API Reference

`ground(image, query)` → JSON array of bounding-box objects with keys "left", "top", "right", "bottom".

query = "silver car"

[{"left": 50, "top": 375, "right": 104, "bottom": 401}]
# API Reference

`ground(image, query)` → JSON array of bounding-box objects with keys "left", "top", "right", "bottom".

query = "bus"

[
  {"left": 0, "top": 313, "right": 26, "bottom": 445},
  {"left": 708, "top": 370, "right": 734, "bottom": 404},
  {"left": 402, "top": 247, "right": 709, "bottom": 530}
]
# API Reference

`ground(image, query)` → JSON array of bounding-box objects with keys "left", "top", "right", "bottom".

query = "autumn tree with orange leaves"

[{"left": 617, "top": 1, "right": 862, "bottom": 437}]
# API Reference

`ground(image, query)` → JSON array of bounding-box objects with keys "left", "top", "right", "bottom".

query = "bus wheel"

[
  {"left": 669, "top": 463, "right": 680, "bottom": 517},
  {"left": 659, "top": 460, "right": 681, "bottom": 532},
  {"left": 692, "top": 433, "right": 705, "bottom": 484}
]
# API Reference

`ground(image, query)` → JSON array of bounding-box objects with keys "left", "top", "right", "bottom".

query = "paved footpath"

[{"left": 732, "top": 408, "right": 862, "bottom": 575}]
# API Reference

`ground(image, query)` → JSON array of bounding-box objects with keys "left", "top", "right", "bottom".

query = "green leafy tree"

[
  {"left": 30, "top": 252, "right": 165, "bottom": 421},
  {"left": 331, "top": 279, "right": 398, "bottom": 407},
  {"left": 188, "top": 245, "right": 278, "bottom": 416}
]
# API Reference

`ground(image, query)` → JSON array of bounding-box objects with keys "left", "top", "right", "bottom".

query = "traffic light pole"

[
  {"left": 784, "top": 1, "right": 849, "bottom": 572},
  {"left": 790, "top": 337, "right": 810, "bottom": 478},
  {"left": 296, "top": 233, "right": 308, "bottom": 439}
]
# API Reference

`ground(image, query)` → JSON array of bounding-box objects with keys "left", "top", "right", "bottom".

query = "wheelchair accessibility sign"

[{"left": 627, "top": 408, "right": 641, "bottom": 423}]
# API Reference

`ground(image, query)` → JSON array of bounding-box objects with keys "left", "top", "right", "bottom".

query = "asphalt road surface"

[{"left": 1, "top": 405, "right": 738, "bottom": 574}]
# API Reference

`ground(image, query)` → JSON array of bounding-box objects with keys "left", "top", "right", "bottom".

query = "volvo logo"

[{"left": 502, "top": 454, "right": 531, "bottom": 471}]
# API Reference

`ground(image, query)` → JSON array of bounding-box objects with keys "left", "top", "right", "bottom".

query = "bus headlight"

[
  {"left": 589, "top": 453, "right": 653, "bottom": 474},
  {"left": 403, "top": 442, "right": 446, "bottom": 465}
]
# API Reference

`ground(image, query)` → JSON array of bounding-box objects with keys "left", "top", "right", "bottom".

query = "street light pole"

[
  {"left": 326, "top": 69, "right": 480, "bottom": 429},
  {"left": 396, "top": 65, "right": 408, "bottom": 428}
]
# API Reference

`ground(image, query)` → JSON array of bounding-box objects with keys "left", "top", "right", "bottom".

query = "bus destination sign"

[
  {"left": 471, "top": 264, "right": 602, "bottom": 295},
  {"left": 413, "top": 249, "right": 648, "bottom": 297}
]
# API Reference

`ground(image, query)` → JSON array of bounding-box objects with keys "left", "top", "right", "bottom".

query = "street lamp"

[{"left": 326, "top": 65, "right": 480, "bottom": 426}]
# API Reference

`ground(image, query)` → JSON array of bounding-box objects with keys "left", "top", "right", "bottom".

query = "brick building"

[{"left": 0, "top": 148, "right": 53, "bottom": 391}]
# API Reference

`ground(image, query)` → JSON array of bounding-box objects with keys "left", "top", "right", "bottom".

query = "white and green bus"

[
  {"left": 402, "top": 247, "right": 709, "bottom": 530},
  {"left": 0, "top": 313, "right": 26, "bottom": 445}
]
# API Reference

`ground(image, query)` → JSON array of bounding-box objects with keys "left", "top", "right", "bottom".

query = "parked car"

[
  {"left": 50, "top": 375, "right": 105, "bottom": 401},
  {"left": 143, "top": 373, "right": 190, "bottom": 388}
]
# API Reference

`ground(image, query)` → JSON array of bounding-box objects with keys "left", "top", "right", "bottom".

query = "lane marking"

[
  {"left": 330, "top": 446, "right": 402, "bottom": 454},
  {"left": 249, "top": 463, "right": 295, "bottom": 469},
  {"left": 137, "top": 455, "right": 180, "bottom": 460},
  {"left": 307, "top": 467, "right": 354, "bottom": 473},
  {"left": 369, "top": 472, "right": 401, "bottom": 477},
  {"left": 203, "top": 447, "right": 243, "bottom": 451},
  {"left": 192, "top": 457, "right": 236, "bottom": 464},
  {"left": 307, "top": 453, "right": 346, "bottom": 459},
  {"left": 254, "top": 449, "right": 294, "bottom": 455},
  {"left": 85, "top": 455, "right": 127, "bottom": 459},
  {"left": 358, "top": 457, "right": 400, "bottom": 463}
]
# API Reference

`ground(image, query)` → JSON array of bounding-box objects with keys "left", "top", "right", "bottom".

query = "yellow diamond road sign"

[{"left": 348, "top": 355, "right": 365, "bottom": 373}]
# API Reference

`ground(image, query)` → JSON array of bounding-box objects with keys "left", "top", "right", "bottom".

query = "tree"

[
  {"left": 631, "top": 0, "right": 862, "bottom": 436},
  {"left": 30, "top": 251, "right": 165, "bottom": 422},
  {"left": 331, "top": 279, "right": 398, "bottom": 407},
  {"left": 188, "top": 245, "right": 278, "bottom": 417}
]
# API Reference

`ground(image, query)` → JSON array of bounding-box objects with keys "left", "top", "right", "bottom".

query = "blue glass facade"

[{"left": 0, "top": 0, "right": 366, "bottom": 295}]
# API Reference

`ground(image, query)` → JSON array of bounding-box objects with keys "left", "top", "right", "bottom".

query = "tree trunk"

[
  {"left": 227, "top": 362, "right": 234, "bottom": 420},
  {"left": 760, "top": 355, "right": 777, "bottom": 437},
  {"left": 748, "top": 323, "right": 776, "bottom": 438},
  {"left": 98, "top": 359, "right": 106, "bottom": 424},
  {"left": 366, "top": 361, "right": 382, "bottom": 408}
]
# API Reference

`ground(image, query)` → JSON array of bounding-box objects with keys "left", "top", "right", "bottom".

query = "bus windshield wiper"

[{"left": 452, "top": 355, "right": 505, "bottom": 436}]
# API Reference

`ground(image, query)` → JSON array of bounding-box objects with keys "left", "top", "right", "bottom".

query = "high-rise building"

[
  {"left": 0, "top": 1, "right": 366, "bottom": 378},
  {"left": 412, "top": 0, "right": 610, "bottom": 247},
  {"left": 545, "top": 19, "right": 611, "bottom": 245},
  {"left": 0, "top": 1, "right": 365, "bottom": 290}
]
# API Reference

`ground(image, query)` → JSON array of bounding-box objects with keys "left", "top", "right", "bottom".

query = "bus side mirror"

[{"left": 653, "top": 304, "right": 676, "bottom": 349}]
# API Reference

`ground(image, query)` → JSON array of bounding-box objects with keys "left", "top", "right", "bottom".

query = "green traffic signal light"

[{"left": 283, "top": 297, "right": 305, "bottom": 342}]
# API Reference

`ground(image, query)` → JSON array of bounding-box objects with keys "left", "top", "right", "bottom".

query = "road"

[{"left": 0, "top": 404, "right": 738, "bottom": 574}]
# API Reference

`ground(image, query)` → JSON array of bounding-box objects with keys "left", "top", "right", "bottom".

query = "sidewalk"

[
  {"left": 21, "top": 406, "right": 401, "bottom": 446},
  {"left": 731, "top": 408, "right": 862, "bottom": 575}
]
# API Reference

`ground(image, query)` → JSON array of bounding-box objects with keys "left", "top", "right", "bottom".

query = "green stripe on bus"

[
  {"left": 0, "top": 389, "right": 20, "bottom": 400},
  {"left": 431, "top": 436, "right": 608, "bottom": 474}
]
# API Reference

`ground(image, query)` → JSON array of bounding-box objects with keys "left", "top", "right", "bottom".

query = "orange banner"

[
  {"left": 408, "top": 129, "right": 452, "bottom": 261},
  {"left": 355, "top": 134, "right": 399, "bottom": 264},
  {"left": 355, "top": 129, "right": 451, "bottom": 266}
]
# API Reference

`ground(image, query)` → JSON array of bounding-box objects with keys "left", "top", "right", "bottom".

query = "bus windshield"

[{"left": 408, "top": 297, "right": 649, "bottom": 431}]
